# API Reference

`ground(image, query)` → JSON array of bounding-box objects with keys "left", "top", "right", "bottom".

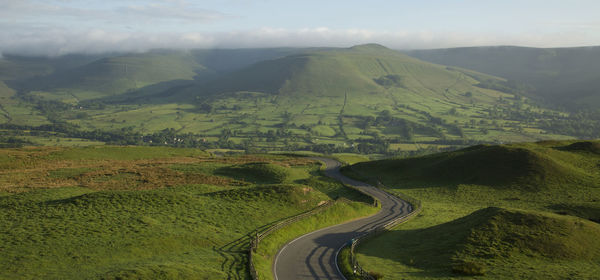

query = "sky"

[{"left": 2, "top": 0, "right": 600, "bottom": 56}]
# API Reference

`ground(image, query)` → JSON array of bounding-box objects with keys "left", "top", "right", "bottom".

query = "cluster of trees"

[
  {"left": 354, "top": 111, "right": 442, "bottom": 140},
  {"left": 0, "top": 123, "right": 220, "bottom": 148},
  {"left": 540, "top": 110, "right": 600, "bottom": 138},
  {"left": 0, "top": 136, "right": 32, "bottom": 148},
  {"left": 301, "top": 142, "right": 390, "bottom": 155},
  {"left": 373, "top": 74, "right": 403, "bottom": 88}
]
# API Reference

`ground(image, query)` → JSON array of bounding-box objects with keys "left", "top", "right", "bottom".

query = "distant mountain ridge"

[{"left": 406, "top": 46, "right": 600, "bottom": 109}]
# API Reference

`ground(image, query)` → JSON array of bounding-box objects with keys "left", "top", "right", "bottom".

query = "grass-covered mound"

[
  {"left": 358, "top": 207, "right": 600, "bottom": 279},
  {"left": 0, "top": 146, "right": 375, "bottom": 279},
  {"left": 347, "top": 140, "right": 600, "bottom": 279},
  {"left": 216, "top": 162, "right": 290, "bottom": 184},
  {"left": 559, "top": 141, "right": 600, "bottom": 154},
  {"left": 205, "top": 184, "right": 323, "bottom": 206},
  {"left": 351, "top": 144, "right": 574, "bottom": 190},
  {"left": 456, "top": 207, "right": 600, "bottom": 262},
  {"left": 549, "top": 203, "right": 600, "bottom": 224}
]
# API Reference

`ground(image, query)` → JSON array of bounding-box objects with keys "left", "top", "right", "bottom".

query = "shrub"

[
  {"left": 369, "top": 271, "right": 385, "bottom": 279},
  {"left": 216, "top": 162, "right": 289, "bottom": 184},
  {"left": 452, "top": 261, "right": 486, "bottom": 276}
]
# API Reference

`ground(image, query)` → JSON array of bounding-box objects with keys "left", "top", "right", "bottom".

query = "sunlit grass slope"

[
  {"left": 358, "top": 207, "right": 600, "bottom": 279},
  {"left": 0, "top": 146, "right": 373, "bottom": 279}
]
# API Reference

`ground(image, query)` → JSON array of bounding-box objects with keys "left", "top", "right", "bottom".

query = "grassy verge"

[
  {"left": 252, "top": 201, "right": 379, "bottom": 279},
  {"left": 337, "top": 247, "right": 361, "bottom": 280}
]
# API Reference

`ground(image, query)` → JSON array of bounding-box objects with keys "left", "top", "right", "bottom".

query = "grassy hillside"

[
  {"left": 0, "top": 146, "right": 374, "bottom": 279},
  {"left": 353, "top": 143, "right": 592, "bottom": 191},
  {"left": 406, "top": 46, "right": 600, "bottom": 109},
  {"left": 2, "top": 48, "right": 305, "bottom": 104},
  {"left": 0, "top": 54, "right": 106, "bottom": 82},
  {"left": 19, "top": 52, "right": 210, "bottom": 102},
  {"left": 358, "top": 207, "right": 600, "bottom": 279},
  {"left": 192, "top": 43, "right": 504, "bottom": 100},
  {"left": 346, "top": 140, "right": 600, "bottom": 279}
]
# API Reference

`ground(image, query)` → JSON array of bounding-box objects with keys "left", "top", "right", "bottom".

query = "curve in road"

[{"left": 273, "top": 157, "right": 413, "bottom": 280}]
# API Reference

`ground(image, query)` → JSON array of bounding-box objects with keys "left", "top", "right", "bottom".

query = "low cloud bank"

[{"left": 1, "top": 27, "right": 597, "bottom": 57}]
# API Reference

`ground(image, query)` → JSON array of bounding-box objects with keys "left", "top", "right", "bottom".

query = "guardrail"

[
  {"left": 246, "top": 158, "right": 387, "bottom": 279},
  {"left": 248, "top": 199, "right": 337, "bottom": 279},
  {"left": 343, "top": 182, "right": 423, "bottom": 280}
]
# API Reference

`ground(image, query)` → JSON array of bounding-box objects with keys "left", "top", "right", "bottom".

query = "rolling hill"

[
  {"left": 0, "top": 146, "right": 375, "bottom": 279},
  {"left": 15, "top": 51, "right": 210, "bottom": 102},
  {"left": 406, "top": 46, "right": 600, "bottom": 109},
  {"left": 345, "top": 140, "right": 600, "bottom": 278},
  {"left": 190, "top": 43, "right": 506, "bottom": 100},
  {"left": 357, "top": 206, "right": 600, "bottom": 278},
  {"left": 350, "top": 140, "right": 599, "bottom": 192},
  {"left": 1, "top": 48, "right": 306, "bottom": 103}
]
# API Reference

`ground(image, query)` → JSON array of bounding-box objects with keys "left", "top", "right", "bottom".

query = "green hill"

[
  {"left": 560, "top": 140, "right": 600, "bottom": 154},
  {"left": 0, "top": 48, "right": 307, "bottom": 105},
  {"left": 0, "top": 54, "right": 105, "bottom": 82},
  {"left": 19, "top": 52, "right": 211, "bottom": 101},
  {"left": 191, "top": 43, "right": 506, "bottom": 101},
  {"left": 351, "top": 143, "right": 584, "bottom": 190},
  {"left": 351, "top": 140, "right": 599, "bottom": 190},
  {"left": 346, "top": 140, "right": 600, "bottom": 278},
  {"left": 457, "top": 207, "right": 600, "bottom": 261},
  {"left": 406, "top": 46, "right": 600, "bottom": 109},
  {"left": 357, "top": 207, "right": 600, "bottom": 278}
]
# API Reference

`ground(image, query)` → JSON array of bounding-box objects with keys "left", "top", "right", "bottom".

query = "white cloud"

[
  {"left": 2, "top": 0, "right": 599, "bottom": 56},
  {"left": 0, "top": 0, "right": 228, "bottom": 29},
  {"left": 0, "top": 27, "right": 598, "bottom": 56}
]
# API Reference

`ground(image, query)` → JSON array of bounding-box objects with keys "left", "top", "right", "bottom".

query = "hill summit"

[
  {"left": 186, "top": 43, "right": 506, "bottom": 101},
  {"left": 350, "top": 141, "right": 600, "bottom": 190},
  {"left": 351, "top": 144, "right": 573, "bottom": 190}
]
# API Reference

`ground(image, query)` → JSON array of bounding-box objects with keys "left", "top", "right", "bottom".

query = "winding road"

[{"left": 272, "top": 157, "right": 413, "bottom": 279}]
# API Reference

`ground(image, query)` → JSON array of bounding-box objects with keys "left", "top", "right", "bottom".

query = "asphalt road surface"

[{"left": 273, "top": 157, "right": 412, "bottom": 280}]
